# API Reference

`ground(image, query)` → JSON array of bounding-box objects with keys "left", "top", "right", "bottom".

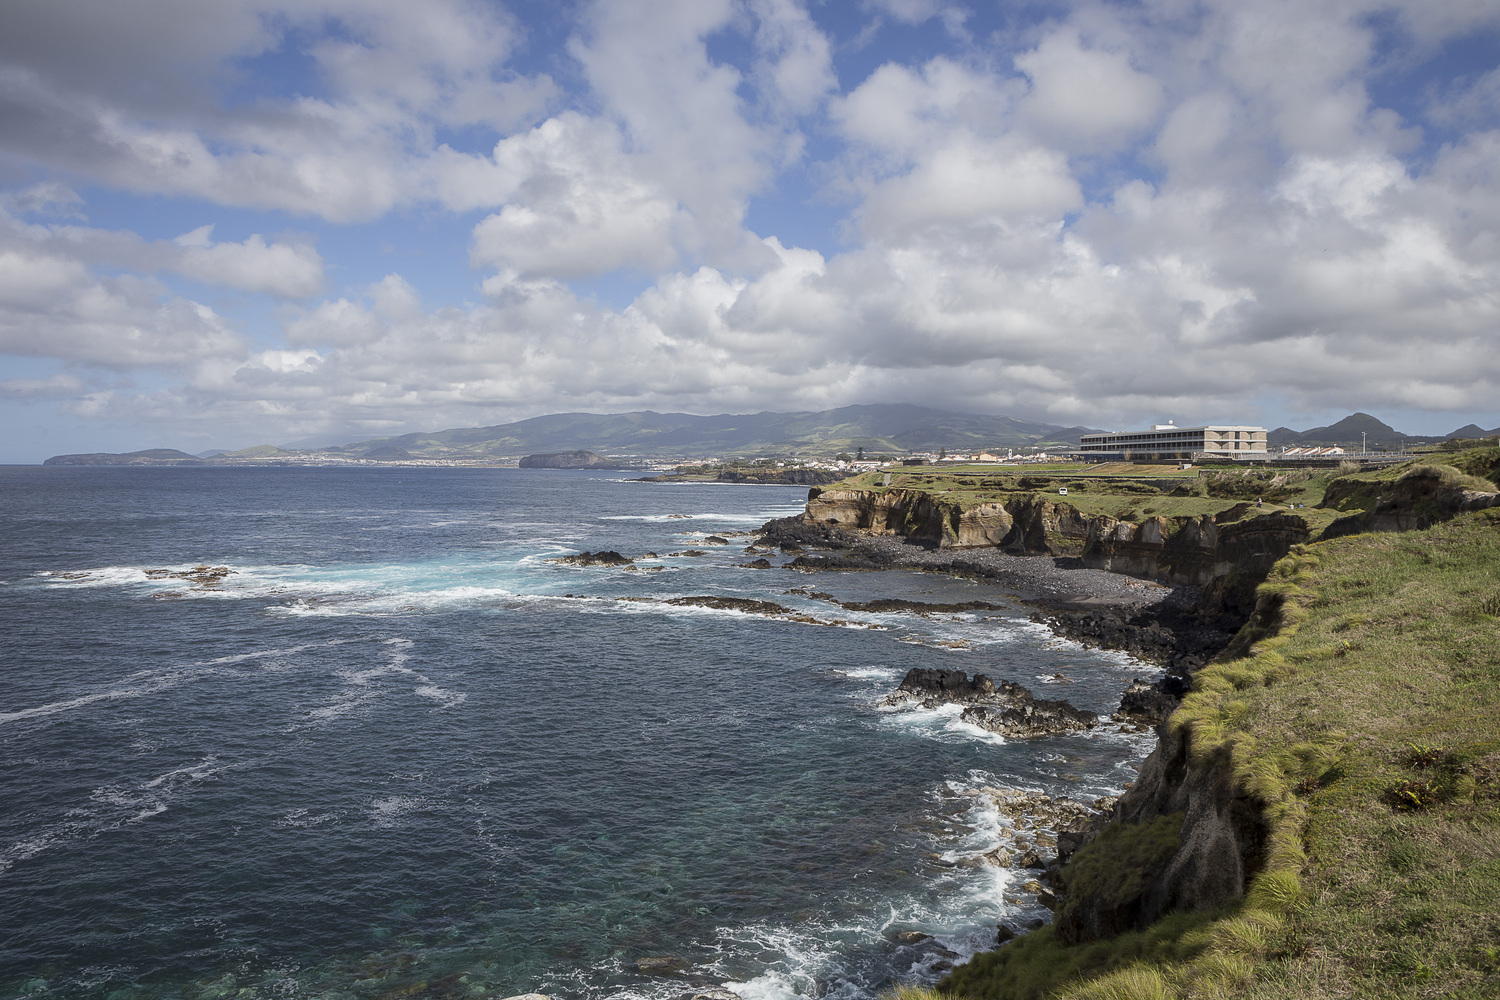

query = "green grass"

[
  {"left": 825, "top": 466, "right": 1352, "bottom": 537},
  {"left": 921, "top": 507, "right": 1500, "bottom": 999},
  {"left": 1054, "top": 814, "right": 1187, "bottom": 939},
  {"left": 940, "top": 912, "right": 1222, "bottom": 1000}
]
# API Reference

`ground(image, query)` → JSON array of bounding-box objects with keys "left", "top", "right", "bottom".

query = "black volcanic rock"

[
  {"left": 896, "top": 667, "right": 997, "bottom": 701},
  {"left": 43, "top": 449, "right": 205, "bottom": 466},
  {"left": 519, "top": 450, "right": 625, "bottom": 469},
  {"left": 886, "top": 668, "right": 1097, "bottom": 737},
  {"left": 958, "top": 686, "right": 1098, "bottom": 738},
  {"left": 548, "top": 550, "right": 634, "bottom": 566},
  {"left": 1115, "top": 679, "right": 1182, "bottom": 725}
]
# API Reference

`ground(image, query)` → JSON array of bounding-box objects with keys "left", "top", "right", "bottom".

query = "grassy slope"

[{"left": 934, "top": 503, "right": 1500, "bottom": 999}]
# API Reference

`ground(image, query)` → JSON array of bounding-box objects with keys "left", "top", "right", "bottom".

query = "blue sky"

[{"left": 1, "top": 0, "right": 1498, "bottom": 461}]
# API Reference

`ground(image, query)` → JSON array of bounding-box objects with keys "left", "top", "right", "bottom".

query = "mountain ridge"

[
  {"left": 1269, "top": 411, "right": 1499, "bottom": 448},
  {"left": 306, "top": 404, "right": 1101, "bottom": 459},
  {"left": 41, "top": 408, "right": 1499, "bottom": 465}
]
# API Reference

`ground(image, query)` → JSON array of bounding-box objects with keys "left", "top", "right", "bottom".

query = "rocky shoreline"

[
  {"left": 526, "top": 506, "right": 1250, "bottom": 998},
  {"left": 756, "top": 514, "right": 1245, "bottom": 710}
]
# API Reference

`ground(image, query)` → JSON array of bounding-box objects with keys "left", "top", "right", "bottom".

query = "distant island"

[
  {"left": 518, "top": 450, "right": 629, "bottom": 469},
  {"left": 43, "top": 449, "right": 205, "bottom": 467}
]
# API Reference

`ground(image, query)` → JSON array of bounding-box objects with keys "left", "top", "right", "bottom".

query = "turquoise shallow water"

[{"left": 0, "top": 467, "right": 1154, "bottom": 1000}]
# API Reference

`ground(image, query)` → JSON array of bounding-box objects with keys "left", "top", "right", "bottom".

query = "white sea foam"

[
  {"left": 599, "top": 511, "right": 787, "bottom": 524},
  {"left": 1, "top": 755, "right": 228, "bottom": 877},
  {"left": 34, "top": 556, "right": 547, "bottom": 619},
  {"left": 0, "top": 641, "right": 351, "bottom": 727},
  {"left": 294, "top": 636, "right": 465, "bottom": 727},
  {"left": 881, "top": 702, "right": 1008, "bottom": 747},
  {"left": 0, "top": 670, "right": 198, "bottom": 725},
  {"left": 369, "top": 795, "right": 425, "bottom": 828},
  {"left": 831, "top": 666, "right": 902, "bottom": 681},
  {"left": 276, "top": 809, "right": 345, "bottom": 829}
]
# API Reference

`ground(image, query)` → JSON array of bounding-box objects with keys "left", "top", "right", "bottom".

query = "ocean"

[{"left": 0, "top": 466, "right": 1155, "bottom": 1000}]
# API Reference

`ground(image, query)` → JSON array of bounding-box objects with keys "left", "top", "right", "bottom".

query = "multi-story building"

[{"left": 1078, "top": 423, "right": 1268, "bottom": 460}]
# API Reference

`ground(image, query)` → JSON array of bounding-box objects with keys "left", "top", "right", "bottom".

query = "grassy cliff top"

[
  {"left": 824, "top": 464, "right": 1355, "bottom": 536},
  {"left": 933, "top": 504, "right": 1500, "bottom": 999}
]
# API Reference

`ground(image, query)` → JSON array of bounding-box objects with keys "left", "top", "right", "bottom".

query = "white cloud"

[
  {"left": 174, "top": 234, "right": 324, "bottom": 299},
  {"left": 0, "top": 372, "right": 85, "bottom": 398},
  {"left": 570, "top": 0, "right": 786, "bottom": 262},
  {"left": 2, "top": 209, "right": 324, "bottom": 299},
  {"left": 5, "top": 180, "right": 86, "bottom": 218},
  {"left": 468, "top": 114, "right": 685, "bottom": 278},
  {"left": 858, "top": 135, "right": 1081, "bottom": 239},
  {"left": 3, "top": 0, "right": 1500, "bottom": 454},
  {"left": 834, "top": 58, "right": 1015, "bottom": 156},
  {"left": 0, "top": 259, "right": 242, "bottom": 370},
  {"left": 1014, "top": 28, "right": 1163, "bottom": 152},
  {"left": 749, "top": 0, "right": 837, "bottom": 115}
]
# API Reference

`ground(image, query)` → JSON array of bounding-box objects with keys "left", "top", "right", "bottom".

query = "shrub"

[{"left": 1385, "top": 779, "right": 1440, "bottom": 811}]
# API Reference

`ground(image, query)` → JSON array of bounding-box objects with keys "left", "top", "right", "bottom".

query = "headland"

[{"left": 746, "top": 447, "right": 1500, "bottom": 999}]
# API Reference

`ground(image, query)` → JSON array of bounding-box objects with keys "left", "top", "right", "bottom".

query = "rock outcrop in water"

[
  {"left": 548, "top": 550, "right": 634, "bottom": 566},
  {"left": 884, "top": 668, "right": 1098, "bottom": 738}
]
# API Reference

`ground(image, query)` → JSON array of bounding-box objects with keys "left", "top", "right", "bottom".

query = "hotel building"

[{"left": 1078, "top": 423, "right": 1269, "bottom": 460}]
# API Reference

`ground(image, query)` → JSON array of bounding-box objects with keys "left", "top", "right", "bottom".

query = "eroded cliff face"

[
  {"left": 1320, "top": 472, "right": 1499, "bottom": 537},
  {"left": 1053, "top": 728, "right": 1268, "bottom": 945},
  {"left": 803, "top": 488, "right": 1014, "bottom": 548},
  {"left": 804, "top": 488, "right": 1309, "bottom": 613}
]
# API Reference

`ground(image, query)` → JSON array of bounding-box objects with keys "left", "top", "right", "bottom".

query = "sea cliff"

[
  {"left": 787, "top": 455, "right": 1500, "bottom": 998},
  {"left": 803, "top": 486, "right": 1311, "bottom": 614}
]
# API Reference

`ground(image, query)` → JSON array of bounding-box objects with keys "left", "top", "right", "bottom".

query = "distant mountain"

[
  {"left": 1445, "top": 423, "right": 1500, "bottom": 439},
  {"left": 43, "top": 448, "right": 205, "bottom": 466},
  {"left": 1269, "top": 413, "right": 1407, "bottom": 448},
  {"left": 1269, "top": 412, "right": 1498, "bottom": 449},
  {"left": 309, "top": 404, "right": 1098, "bottom": 460}
]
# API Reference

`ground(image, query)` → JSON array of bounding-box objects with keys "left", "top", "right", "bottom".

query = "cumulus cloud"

[
  {"left": 1, "top": 210, "right": 324, "bottom": 299},
  {"left": 173, "top": 233, "right": 325, "bottom": 299},
  {"left": 1014, "top": 28, "right": 1163, "bottom": 151},
  {"left": 0, "top": 0, "right": 557, "bottom": 222},
  {"left": 468, "top": 115, "right": 685, "bottom": 277},
  {"left": 2, "top": 0, "right": 1499, "bottom": 456},
  {"left": 0, "top": 259, "right": 243, "bottom": 370}
]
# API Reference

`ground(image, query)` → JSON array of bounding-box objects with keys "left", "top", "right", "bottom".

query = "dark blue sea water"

[{"left": 0, "top": 467, "right": 1154, "bottom": 1000}]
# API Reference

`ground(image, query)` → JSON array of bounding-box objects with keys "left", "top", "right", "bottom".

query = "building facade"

[{"left": 1078, "top": 423, "right": 1268, "bottom": 460}]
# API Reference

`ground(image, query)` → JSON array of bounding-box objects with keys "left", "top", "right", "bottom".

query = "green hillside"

[{"left": 304, "top": 404, "right": 1098, "bottom": 460}]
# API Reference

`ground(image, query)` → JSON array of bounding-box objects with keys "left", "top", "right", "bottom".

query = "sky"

[{"left": 1, "top": 0, "right": 1499, "bottom": 462}]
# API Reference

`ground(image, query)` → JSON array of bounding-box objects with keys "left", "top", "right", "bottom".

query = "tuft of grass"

[
  {"left": 941, "top": 912, "right": 1219, "bottom": 1000},
  {"left": 1058, "top": 964, "right": 1178, "bottom": 1000},
  {"left": 1396, "top": 462, "right": 1497, "bottom": 492}
]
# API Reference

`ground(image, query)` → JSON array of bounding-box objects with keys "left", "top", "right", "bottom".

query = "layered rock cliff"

[{"left": 803, "top": 487, "right": 1309, "bottom": 614}]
